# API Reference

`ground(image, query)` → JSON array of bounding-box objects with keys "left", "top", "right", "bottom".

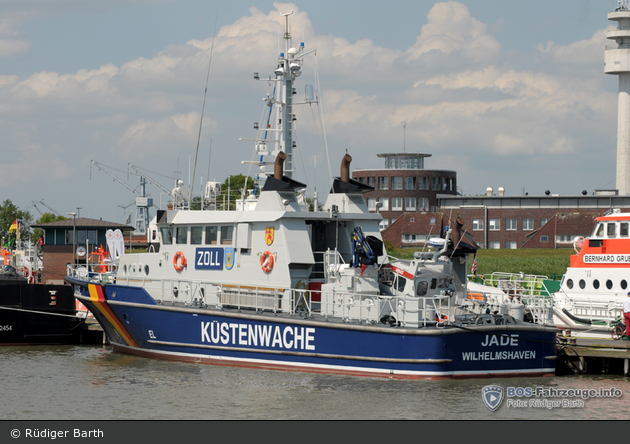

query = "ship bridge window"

[
  {"left": 622, "top": 223, "right": 629, "bottom": 237},
  {"left": 595, "top": 223, "right": 604, "bottom": 237},
  {"left": 221, "top": 226, "right": 234, "bottom": 245},
  {"left": 161, "top": 227, "right": 173, "bottom": 245},
  {"left": 191, "top": 227, "right": 203, "bottom": 245},
  {"left": 416, "top": 281, "right": 428, "bottom": 296},
  {"left": 396, "top": 276, "right": 406, "bottom": 292},
  {"left": 176, "top": 227, "right": 188, "bottom": 244},
  {"left": 205, "top": 226, "right": 218, "bottom": 245},
  {"left": 607, "top": 223, "right": 616, "bottom": 237}
]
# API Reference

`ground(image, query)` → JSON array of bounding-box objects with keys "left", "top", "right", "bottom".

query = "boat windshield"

[{"left": 594, "top": 223, "right": 604, "bottom": 238}]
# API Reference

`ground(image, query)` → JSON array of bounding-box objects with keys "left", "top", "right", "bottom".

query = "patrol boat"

[
  {"left": 65, "top": 12, "right": 557, "bottom": 379},
  {"left": 553, "top": 209, "right": 630, "bottom": 338}
]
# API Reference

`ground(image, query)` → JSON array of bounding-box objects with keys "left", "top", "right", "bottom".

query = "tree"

[
  {"left": 219, "top": 175, "right": 256, "bottom": 210},
  {"left": 0, "top": 199, "right": 33, "bottom": 246}
]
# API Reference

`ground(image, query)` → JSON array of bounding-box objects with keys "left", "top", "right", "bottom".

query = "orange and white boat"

[{"left": 553, "top": 209, "right": 630, "bottom": 337}]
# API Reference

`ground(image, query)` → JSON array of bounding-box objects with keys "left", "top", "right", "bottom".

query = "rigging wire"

[
  {"left": 313, "top": 54, "right": 333, "bottom": 188},
  {"left": 191, "top": 11, "right": 218, "bottom": 204}
]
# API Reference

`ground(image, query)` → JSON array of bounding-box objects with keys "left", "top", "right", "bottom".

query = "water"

[{"left": 2, "top": 344, "right": 630, "bottom": 420}]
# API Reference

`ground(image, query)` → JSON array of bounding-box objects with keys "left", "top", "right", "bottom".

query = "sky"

[{"left": 0, "top": 0, "right": 625, "bottom": 227}]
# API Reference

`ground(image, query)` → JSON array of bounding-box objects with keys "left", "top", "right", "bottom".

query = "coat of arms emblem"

[{"left": 265, "top": 227, "right": 274, "bottom": 246}]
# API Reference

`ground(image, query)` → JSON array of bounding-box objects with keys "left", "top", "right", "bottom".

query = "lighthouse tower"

[{"left": 606, "top": 1, "right": 630, "bottom": 195}]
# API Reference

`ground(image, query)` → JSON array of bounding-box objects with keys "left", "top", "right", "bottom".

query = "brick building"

[
  {"left": 32, "top": 218, "right": 133, "bottom": 284},
  {"left": 437, "top": 191, "right": 630, "bottom": 249},
  {"left": 352, "top": 152, "right": 457, "bottom": 231}
]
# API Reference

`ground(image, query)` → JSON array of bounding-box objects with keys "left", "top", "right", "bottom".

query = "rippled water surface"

[{"left": 2, "top": 345, "right": 629, "bottom": 420}]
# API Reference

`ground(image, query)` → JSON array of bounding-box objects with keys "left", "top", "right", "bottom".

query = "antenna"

[
  {"left": 191, "top": 11, "right": 218, "bottom": 205},
  {"left": 403, "top": 121, "right": 407, "bottom": 153}
]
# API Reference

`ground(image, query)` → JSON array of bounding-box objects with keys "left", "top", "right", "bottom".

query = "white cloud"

[{"left": 406, "top": 1, "right": 501, "bottom": 63}]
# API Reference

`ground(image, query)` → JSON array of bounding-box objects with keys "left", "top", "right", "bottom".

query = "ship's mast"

[{"left": 244, "top": 10, "right": 317, "bottom": 189}]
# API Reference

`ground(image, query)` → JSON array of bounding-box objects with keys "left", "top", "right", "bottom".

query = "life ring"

[
  {"left": 173, "top": 251, "right": 187, "bottom": 272},
  {"left": 261, "top": 251, "right": 274, "bottom": 273}
]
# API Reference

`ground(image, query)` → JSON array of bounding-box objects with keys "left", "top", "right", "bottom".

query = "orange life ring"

[
  {"left": 261, "top": 251, "right": 274, "bottom": 273},
  {"left": 173, "top": 251, "right": 187, "bottom": 272}
]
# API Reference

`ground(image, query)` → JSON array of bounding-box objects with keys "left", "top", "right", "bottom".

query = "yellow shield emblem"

[{"left": 265, "top": 227, "right": 274, "bottom": 246}]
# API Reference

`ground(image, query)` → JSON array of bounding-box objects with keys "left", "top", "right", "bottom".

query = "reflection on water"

[{"left": 2, "top": 345, "right": 630, "bottom": 420}]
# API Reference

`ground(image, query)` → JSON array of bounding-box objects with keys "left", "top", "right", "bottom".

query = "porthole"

[
  {"left": 606, "top": 280, "right": 613, "bottom": 290},
  {"left": 123, "top": 265, "right": 127, "bottom": 274},
  {"left": 124, "top": 313, "right": 130, "bottom": 325},
  {"left": 579, "top": 279, "right": 586, "bottom": 289},
  {"left": 566, "top": 279, "right": 573, "bottom": 289},
  {"left": 144, "top": 265, "right": 150, "bottom": 276},
  {"left": 173, "top": 286, "right": 179, "bottom": 298},
  {"left": 593, "top": 280, "right": 600, "bottom": 289},
  {"left": 622, "top": 280, "right": 628, "bottom": 290}
]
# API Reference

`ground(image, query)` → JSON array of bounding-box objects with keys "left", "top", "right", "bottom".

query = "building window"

[
  {"left": 418, "top": 177, "right": 428, "bottom": 190},
  {"left": 402, "top": 234, "right": 417, "bottom": 243},
  {"left": 506, "top": 241, "right": 517, "bottom": 249},
  {"left": 489, "top": 219, "right": 500, "bottom": 231},
  {"left": 523, "top": 219, "right": 534, "bottom": 231},
  {"left": 431, "top": 177, "right": 441, "bottom": 191},
  {"left": 473, "top": 219, "right": 484, "bottom": 231},
  {"left": 418, "top": 198, "right": 429, "bottom": 212},
  {"left": 405, "top": 177, "right": 416, "bottom": 190},
  {"left": 367, "top": 198, "right": 376, "bottom": 211},
  {"left": 379, "top": 219, "right": 389, "bottom": 231},
  {"left": 367, "top": 177, "right": 376, "bottom": 188},
  {"left": 392, "top": 177, "right": 403, "bottom": 190},
  {"left": 489, "top": 242, "right": 501, "bottom": 249},
  {"left": 392, "top": 197, "right": 403, "bottom": 211},
  {"left": 556, "top": 234, "right": 576, "bottom": 243},
  {"left": 405, "top": 197, "right": 416, "bottom": 211},
  {"left": 540, "top": 235, "right": 549, "bottom": 242},
  {"left": 541, "top": 218, "right": 549, "bottom": 227},
  {"left": 378, "top": 177, "right": 389, "bottom": 190},
  {"left": 506, "top": 219, "right": 517, "bottom": 231},
  {"left": 378, "top": 197, "right": 389, "bottom": 211}
]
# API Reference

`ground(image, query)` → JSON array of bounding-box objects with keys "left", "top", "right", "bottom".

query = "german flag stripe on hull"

[{"left": 88, "top": 284, "right": 138, "bottom": 348}]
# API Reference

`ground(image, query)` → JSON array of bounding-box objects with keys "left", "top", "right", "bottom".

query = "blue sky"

[{"left": 0, "top": 0, "right": 624, "bottom": 226}]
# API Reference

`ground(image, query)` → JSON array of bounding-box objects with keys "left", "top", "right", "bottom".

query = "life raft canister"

[
  {"left": 261, "top": 251, "right": 274, "bottom": 273},
  {"left": 173, "top": 251, "right": 187, "bottom": 271}
]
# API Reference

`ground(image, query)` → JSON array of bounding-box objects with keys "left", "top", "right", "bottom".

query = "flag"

[
  {"left": 9, "top": 220, "right": 18, "bottom": 232},
  {"left": 471, "top": 255, "right": 477, "bottom": 275}
]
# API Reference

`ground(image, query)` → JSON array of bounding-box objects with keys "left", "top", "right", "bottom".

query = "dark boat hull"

[{"left": 0, "top": 281, "right": 85, "bottom": 345}]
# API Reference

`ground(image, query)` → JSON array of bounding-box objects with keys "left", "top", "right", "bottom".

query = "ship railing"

[
  {"left": 554, "top": 289, "right": 624, "bottom": 327},
  {"left": 468, "top": 272, "right": 555, "bottom": 325},
  {"left": 66, "top": 265, "right": 117, "bottom": 284},
  {"left": 323, "top": 248, "right": 348, "bottom": 282}
]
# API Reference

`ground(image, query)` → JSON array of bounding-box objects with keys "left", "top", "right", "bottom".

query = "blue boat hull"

[{"left": 68, "top": 278, "right": 558, "bottom": 380}]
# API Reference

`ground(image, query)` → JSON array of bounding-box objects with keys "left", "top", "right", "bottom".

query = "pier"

[
  {"left": 78, "top": 317, "right": 107, "bottom": 345},
  {"left": 556, "top": 332, "right": 630, "bottom": 376}
]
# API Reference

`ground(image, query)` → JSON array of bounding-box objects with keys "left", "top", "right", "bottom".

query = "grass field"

[{"left": 387, "top": 246, "right": 574, "bottom": 280}]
